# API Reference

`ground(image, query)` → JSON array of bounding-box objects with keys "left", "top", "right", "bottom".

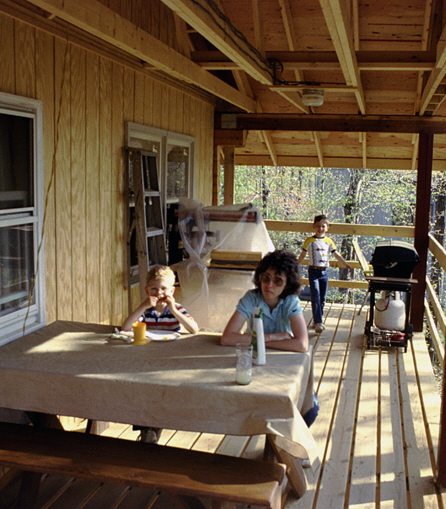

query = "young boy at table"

[
  {"left": 121, "top": 265, "right": 199, "bottom": 443},
  {"left": 297, "top": 214, "right": 352, "bottom": 334},
  {"left": 221, "top": 250, "right": 318, "bottom": 427},
  {"left": 122, "top": 265, "right": 198, "bottom": 334}
]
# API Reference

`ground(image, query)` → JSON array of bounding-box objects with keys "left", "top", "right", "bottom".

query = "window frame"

[
  {"left": 0, "top": 92, "right": 45, "bottom": 345},
  {"left": 125, "top": 122, "right": 196, "bottom": 212}
]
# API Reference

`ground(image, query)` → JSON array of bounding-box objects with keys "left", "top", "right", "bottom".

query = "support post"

[
  {"left": 223, "top": 146, "right": 235, "bottom": 205},
  {"left": 212, "top": 145, "right": 221, "bottom": 206},
  {"left": 411, "top": 131, "right": 432, "bottom": 332}
]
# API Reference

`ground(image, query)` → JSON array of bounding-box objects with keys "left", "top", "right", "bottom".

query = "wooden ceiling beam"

[
  {"left": 252, "top": 0, "right": 265, "bottom": 57},
  {"left": 318, "top": 0, "right": 366, "bottom": 113},
  {"left": 419, "top": 20, "right": 446, "bottom": 115},
  {"left": 158, "top": 0, "right": 273, "bottom": 85},
  {"left": 25, "top": 0, "right": 257, "bottom": 112},
  {"left": 191, "top": 50, "right": 436, "bottom": 71},
  {"left": 215, "top": 113, "right": 446, "bottom": 133}
]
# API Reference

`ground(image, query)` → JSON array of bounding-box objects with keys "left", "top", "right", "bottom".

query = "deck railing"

[
  {"left": 264, "top": 220, "right": 444, "bottom": 356},
  {"left": 426, "top": 233, "right": 446, "bottom": 365},
  {"left": 263, "top": 219, "right": 415, "bottom": 290}
]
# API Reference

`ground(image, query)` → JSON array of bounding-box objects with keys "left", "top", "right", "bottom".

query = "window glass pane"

[
  {"left": 0, "top": 224, "right": 35, "bottom": 317},
  {"left": 167, "top": 145, "right": 189, "bottom": 200},
  {"left": 0, "top": 113, "right": 33, "bottom": 209}
]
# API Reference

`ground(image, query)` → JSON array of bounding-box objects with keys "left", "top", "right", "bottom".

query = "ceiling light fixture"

[{"left": 302, "top": 88, "right": 324, "bottom": 107}]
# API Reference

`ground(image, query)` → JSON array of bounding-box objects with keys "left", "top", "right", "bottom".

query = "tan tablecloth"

[{"left": 0, "top": 321, "right": 318, "bottom": 463}]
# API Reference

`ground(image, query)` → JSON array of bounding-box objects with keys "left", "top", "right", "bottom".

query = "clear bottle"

[{"left": 251, "top": 307, "right": 266, "bottom": 365}]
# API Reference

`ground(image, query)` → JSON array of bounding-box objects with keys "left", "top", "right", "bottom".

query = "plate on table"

[{"left": 146, "top": 331, "right": 181, "bottom": 341}]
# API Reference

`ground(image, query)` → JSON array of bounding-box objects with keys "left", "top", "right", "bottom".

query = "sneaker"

[
  {"left": 138, "top": 427, "right": 162, "bottom": 444},
  {"left": 314, "top": 323, "right": 325, "bottom": 333}
]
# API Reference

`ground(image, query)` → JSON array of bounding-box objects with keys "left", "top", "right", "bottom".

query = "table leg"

[{"left": 265, "top": 435, "right": 306, "bottom": 499}]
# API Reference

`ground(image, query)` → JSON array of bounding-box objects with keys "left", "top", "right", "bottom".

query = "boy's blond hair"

[{"left": 146, "top": 265, "right": 176, "bottom": 287}]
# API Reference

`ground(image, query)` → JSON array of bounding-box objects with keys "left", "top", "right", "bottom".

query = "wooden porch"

[{"left": 0, "top": 301, "right": 443, "bottom": 509}]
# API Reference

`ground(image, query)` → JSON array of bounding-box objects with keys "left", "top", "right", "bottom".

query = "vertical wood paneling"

[
  {"left": 161, "top": 82, "right": 170, "bottom": 130},
  {"left": 152, "top": 79, "right": 163, "bottom": 128},
  {"left": 36, "top": 30, "right": 56, "bottom": 323},
  {"left": 143, "top": 75, "right": 153, "bottom": 127},
  {"left": 85, "top": 52, "right": 101, "bottom": 323},
  {"left": 99, "top": 57, "right": 113, "bottom": 324},
  {"left": 173, "top": 89, "right": 184, "bottom": 132},
  {"left": 183, "top": 94, "right": 194, "bottom": 137},
  {"left": 54, "top": 38, "right": 72, "bottom": 319},
  {"left": 111, "top": 62, "right": 125, "bottom": 324},
  {"left": 0, "top": 15, "right": 15, "bottom": 93},
  {"left": 133, "top": 72, "right": 145, "bottom": 124},
  {"left": 0, "top": 13, "right": 215, "bottom": 329},
  {"left": 70, "top": 44, "right": 87, "bottom": 322},
  {"left": 123, "top": 71, "right": 135, "bottom": 316},
  {"left": 14, "top": 20, "right": 35, "bottom": 98},
  {"left": 169, "top": 86, "right": 179, "bottom": 131}
]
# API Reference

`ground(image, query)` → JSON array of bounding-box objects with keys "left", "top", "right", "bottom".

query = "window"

[
  {"left": 125, "top": 122, "right": 195, "bottom": 272},
  {"left": 0, "top": 93, "right": 45, "bottom": 345}
]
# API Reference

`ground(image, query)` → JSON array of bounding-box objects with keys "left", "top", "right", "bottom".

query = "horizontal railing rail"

[
  {"left": 425, "top": 234, "right": 446, "bottom": 364},
  {"left": 263, "top": 220, "right": 415, "bottom": 291}
]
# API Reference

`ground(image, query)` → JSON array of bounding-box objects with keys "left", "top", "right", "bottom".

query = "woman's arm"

[
  {"left": 264, "top": 313, "right": 309, "bottom": 352},
  {"left": 221, "top": 311, "right": 250, "bottom": 346}
]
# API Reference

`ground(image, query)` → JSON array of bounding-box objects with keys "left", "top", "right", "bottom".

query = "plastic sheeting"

[{"left": 174, "top": 200, "right": 274, "bottom": 332}]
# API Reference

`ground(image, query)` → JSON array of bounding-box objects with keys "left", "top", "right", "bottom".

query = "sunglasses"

[{"left": 259, "top": 273, "right": 286, "bottom": 286}]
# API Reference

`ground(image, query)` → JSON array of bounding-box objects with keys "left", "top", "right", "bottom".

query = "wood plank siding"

[{"left": 0, "top": 6, "right": 215, "bottom": 326}]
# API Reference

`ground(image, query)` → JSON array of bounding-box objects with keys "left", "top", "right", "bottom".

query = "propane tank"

[{"left": 375, "top": 291, "right": 406, "bottom": 330}]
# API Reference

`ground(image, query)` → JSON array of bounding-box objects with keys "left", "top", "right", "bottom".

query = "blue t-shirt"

[{"left": 236, "top": 290, "right": 303, "bottom": 335}]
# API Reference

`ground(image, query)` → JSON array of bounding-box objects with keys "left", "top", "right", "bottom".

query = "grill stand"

[{"left": 364, "top": 276, "right": 417, "bottom": 353}]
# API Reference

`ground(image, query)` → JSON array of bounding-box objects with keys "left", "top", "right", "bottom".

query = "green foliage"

[
  {"left": 220, "top": 165, "right": 419, "bottom": 303},
  {"left": 221, "top": 165, "right": 417, "bottom": 232}
]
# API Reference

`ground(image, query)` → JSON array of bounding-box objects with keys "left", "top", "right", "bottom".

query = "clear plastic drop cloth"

[{"left": 174, "top": 199, "right": 274, "bottom": 332}]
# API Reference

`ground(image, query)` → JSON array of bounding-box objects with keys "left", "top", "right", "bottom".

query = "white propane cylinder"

[{"left": 375, "top": 291, "right": 406, "bottom": 330}]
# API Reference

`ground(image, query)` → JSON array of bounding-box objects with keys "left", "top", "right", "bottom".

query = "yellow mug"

[{"left": 132, "top": 322, "right": 147, "bottom": 345}]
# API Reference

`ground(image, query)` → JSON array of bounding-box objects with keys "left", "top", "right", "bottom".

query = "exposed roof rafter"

[
  {"left": 159, "top": 0, "right": 274, "bottom": 85},
  {"left": 318, "top": 0, "right": 366, "bottom": 113}
]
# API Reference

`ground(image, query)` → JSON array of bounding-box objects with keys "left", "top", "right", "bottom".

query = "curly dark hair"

[{"left": 253, "top": 250, "right": 301, "bottom": 298}]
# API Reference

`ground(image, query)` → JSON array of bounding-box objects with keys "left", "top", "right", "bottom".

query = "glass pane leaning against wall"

[{"left": 0, "top": 93, "right": 45, "bottom": 345}]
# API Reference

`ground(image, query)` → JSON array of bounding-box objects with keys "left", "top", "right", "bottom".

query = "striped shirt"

[
  {"left": 140, "top": 304, "right": 191, "bottom": 331},
  {"left": 302, "top": 235, "right": 337, "bottom": 268}
]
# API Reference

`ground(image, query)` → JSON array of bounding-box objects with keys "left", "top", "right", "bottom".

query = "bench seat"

[{"left": 0, "top": 422, "right": 286, "bottom": 509}]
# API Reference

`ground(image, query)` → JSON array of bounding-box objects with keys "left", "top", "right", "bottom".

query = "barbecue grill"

[
  {"left": 364, "top": 240, "right": 419, "bottom": 352},
  {"left": 371, "top": 240, "right": 420, "bottom": 278}
]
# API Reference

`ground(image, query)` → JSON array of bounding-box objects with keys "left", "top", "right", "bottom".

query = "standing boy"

[
  {"left": 297, "top": 215, "right": 352, "bottom": 333},
  {"left": 121, "top": 265, "right": 198, "bottom": 442}
]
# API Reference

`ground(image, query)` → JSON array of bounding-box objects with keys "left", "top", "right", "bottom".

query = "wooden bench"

[{"left": 0, "top": 422, "right": 286, "bottom": 509}]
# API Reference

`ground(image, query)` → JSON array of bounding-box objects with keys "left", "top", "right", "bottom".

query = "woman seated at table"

[
  {"left": 222, "top": 249, "right": 318, "bottom": 428},
  {"left": 221, "top": 249, "right": 308, "bottom": 353}
]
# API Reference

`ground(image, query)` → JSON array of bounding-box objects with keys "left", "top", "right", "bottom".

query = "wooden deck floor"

[{"left": 1, "top": 302, "right": 445, "bottom": 508}]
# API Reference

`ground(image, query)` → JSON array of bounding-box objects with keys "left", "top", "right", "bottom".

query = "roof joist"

[{"left": 159, "top": 0, "right": 274, "bottom": 86}]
